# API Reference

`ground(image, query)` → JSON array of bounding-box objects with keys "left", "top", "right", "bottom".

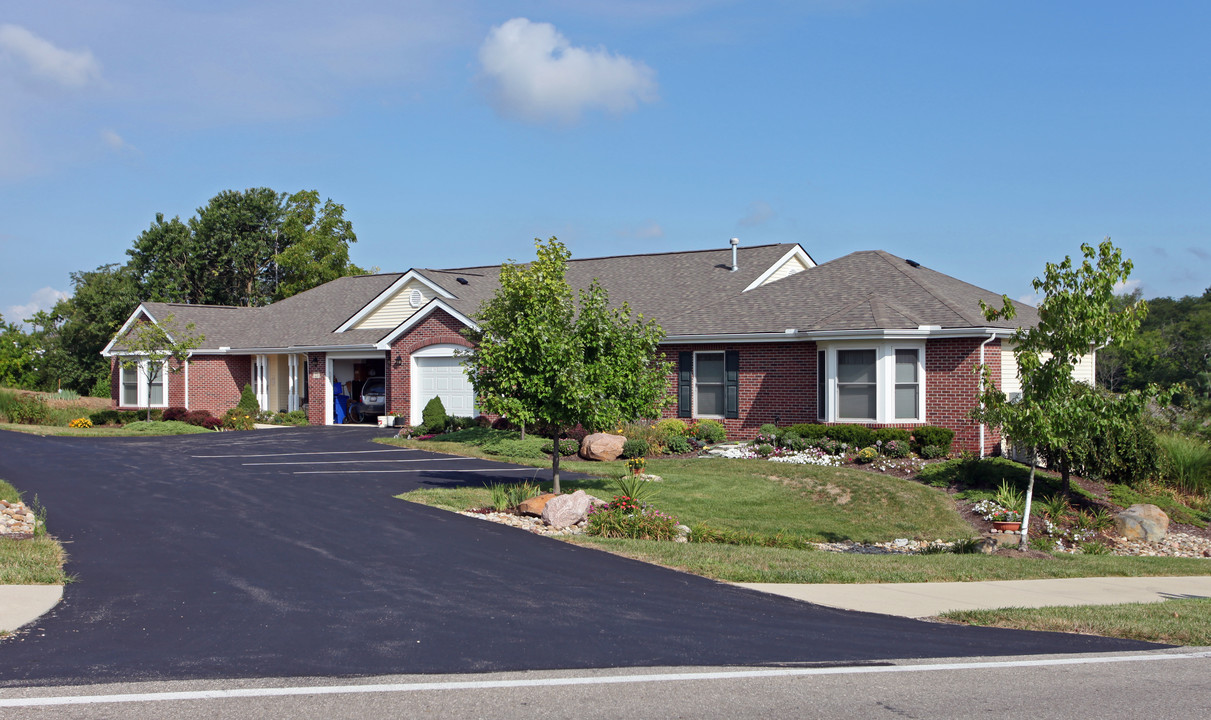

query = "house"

[{"left": 102, "top": 241, "right": 1082, "bottom": 454}]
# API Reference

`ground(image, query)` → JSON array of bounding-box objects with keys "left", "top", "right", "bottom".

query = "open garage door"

[{"left": 414, "top": 350, "right": 475, "bottom": 421}]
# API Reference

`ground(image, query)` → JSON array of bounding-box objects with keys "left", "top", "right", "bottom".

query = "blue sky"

[{"left": 2, "top": 0, "right": 1208, "bottom": 326}]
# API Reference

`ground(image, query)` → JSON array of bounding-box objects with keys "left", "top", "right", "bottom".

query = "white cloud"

[
  {"left": 738, "top": 200, "right": 774, "bottom": 228},
  {"left": 1113, "top": 279, "right": 1141, "bottom": 295},
  {"left": 5, "top": 286, "right": 70, "bottom": 328},
  {"left": 623, "top": 221, "right": 665, "bottom": 239},
  {"left": 1017, "top": 292, "right": 1042, "bottom": 307},
  {"left": 478, "top": 18, "right": 658, "bottom": 124},
  {"left": 99, "top": 128, "right": 137, "bottom": 153},
  {"left": 0, "top": 24, "right": 101, "bottom": 88}
]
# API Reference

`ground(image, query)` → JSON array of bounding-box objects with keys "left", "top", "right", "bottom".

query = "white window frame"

[
  {"left": 119, "top": 357, "right": 169, "bottom": 408},
  {"left": 692, "top": 350, "right": 726, "bottom": 419},
  {"left": 818, "top": 341, "right": 925, "bottom": 424}
]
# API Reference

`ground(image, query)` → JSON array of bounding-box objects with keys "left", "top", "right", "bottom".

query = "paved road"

[{"left": 0, "top": 428, "right": 1157, "bottom": 686}]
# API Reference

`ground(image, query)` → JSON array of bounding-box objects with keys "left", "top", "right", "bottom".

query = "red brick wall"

[
  {"left": 307, "top": 352, "right": 327, "bottom": 425},
  {"left": 387, "top": 309, "right": 474, "bottom": 425},
  {"left": 659, "top": 341, "right": 818, "bottom": 439},
  {"left": 112, "top": 356, "right": 189, "bottom": 410},
  {"left": 925, "top": 337, "right": 1001, "bottom": 454},
  {"left": 182, "top": 355, "right": 251, "bottom": 415}
]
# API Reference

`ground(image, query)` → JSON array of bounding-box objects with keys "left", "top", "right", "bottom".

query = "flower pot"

[{"left": 992, "top": 521, "right": 1022, "bottom": 532}]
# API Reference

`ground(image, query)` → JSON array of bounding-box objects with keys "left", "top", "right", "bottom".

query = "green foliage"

[
  {"left": 758, "top": 423, "right": 779, "bottom": 437},
  {"left": 89, "top": 374, "right": 112, "bottom": 399},
  {"left": 1038, "top": 494, "right": 1072, "bottom": 521},
  {"left": 121, "top": 420, "right": 212, "bottom": 434},
  {"left": 422, "top": 396, "right": 448, "bottom": 433},
  {"left": 993, "top": 480, "right": 1026, "bottom": 514},
  {"left": 486, "top": 480, "right": 542, "bottom": 511},
  {"left": 756, "top": 443, "right": 775, "bottom": 457},
  {"left": 664, "top": 435, "right": 692, "bottom": 454},
  {"left": 622, "top": 438, "right": 651, "bottom": 459},
  {"left": 541, "top": 438, "right": 580, "bottom": 456},
  {"left": 463, "top": 238, "right": 670, "bottom": 491},
  {"left": 948, "top": 538, "right": 984, "bottom": 554},
  {"left": 1108, "top": 482, "right": 1209, "bottom": 528},
  {"left": 0, "top": 390, "right": 50, "bottom": 425},
  {"left": 691, "top": 419, "right": 727, "bottom": 444},
  {"left": 221, "top": 408, "right": 257, "bottom": 430},
  {"left": 483, "top": 438, "right": 549, "bottom": 459},
  {"left": 0, "top": 314, "right": 40, "bottom": 389},
  {"left": 910, "top": 426, "right": 955, "bottom": 454},
  {"left": 855, "top": 446, "right": 878, "bottom": 463},
  {"left": 1079, "top": 540, "right": 1112, "bottom": 555},
  {"left": 920, "top": 445, "right": 947, "bottom": 459},
  {"left": 881, "top": 439, "right": 910, "bottom": 458},
  {"left": 612, "top": 474, "right": 660, "bottom": 504},
  {"left": 654, "top": 418, "right": 688, "bottom": 437},
  {"left": 873, "top": 428, "right": 911, "bottom": 444},
  {"left": 1098, "top": 287, "right": 1211, "bottom": 398},
  {"left": 1157, "top": 433, "right": 1211, "bottom": 495},
  {"left": 586, "top": 497, "right": 681, "bottom": 541},
  {"left": 236, "top": 383, "right": 260, "bottom": 413},
  {"left": 117, "top": 313, "right": 205, "bottom": 420}
]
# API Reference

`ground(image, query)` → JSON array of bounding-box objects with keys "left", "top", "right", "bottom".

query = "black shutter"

[
  {"left": 678, "top": 352, "right": 693, "bottom": 418},
  {"left": 725, "top": 350, "right": 740, "bottom": 419}
]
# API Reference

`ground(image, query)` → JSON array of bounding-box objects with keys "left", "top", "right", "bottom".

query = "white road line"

[
  {"left": 3, "top": 652, "right": 1207, "bottom": 708},
  {"left": 192, "top": 449, "right": 418, "bottom": 459},
  {"left": 293, "top": 467, "right": 542, "bottom": 475},
  {"left": 243, "top": 458, "right": 465, "bottom": 466}
]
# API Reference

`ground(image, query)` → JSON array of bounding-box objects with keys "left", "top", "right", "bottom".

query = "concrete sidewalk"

[
  {"left": 0, "top": 585, "right": 62, "bottom": 633},
  {"left": 737, "top": 576, "right": 1211, "bottom": 618}
]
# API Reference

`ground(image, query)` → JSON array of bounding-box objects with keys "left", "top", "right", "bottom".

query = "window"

[
  {"left": 836, "top": 349, "right": 877, "bottom": 420},
  {"left": 695, "top": 352, "right": 725, "bottom": 417},
  {"left": 819, "top": 343, "right": 924, "bottom": 423},
  {"left": 119, "top": 358, "right": 167, "bottom": 408}
]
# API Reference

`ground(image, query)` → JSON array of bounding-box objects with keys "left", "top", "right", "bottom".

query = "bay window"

[{"left": 818, "top": 343, "right": 924, "bottom": 423}]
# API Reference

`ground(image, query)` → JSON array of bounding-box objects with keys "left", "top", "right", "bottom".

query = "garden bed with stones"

[{"left": 0, "top": 500, "right": 38, "bottom": 539}]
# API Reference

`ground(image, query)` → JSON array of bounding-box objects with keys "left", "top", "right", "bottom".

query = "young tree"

[
  {"left": 0, "top": 313, "right": 40, "bottom": 389},
  {"left": 463, "top": 238, "right": 671, "bottom": 492},
  {"left": 974, "top": 239, "right": 1166, "bottom": 549},
  {"left": 117, "top": 314, "right": 204, "bottom": 421}
]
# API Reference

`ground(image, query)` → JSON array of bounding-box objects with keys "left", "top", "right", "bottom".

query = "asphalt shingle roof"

[{"left": 113, "top": 244, "right": 1038, "bottom": 352}]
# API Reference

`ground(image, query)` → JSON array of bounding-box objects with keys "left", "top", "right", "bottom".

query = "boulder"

[
  {"left": 579, "top": 433, "right": 627, "bottom": 462},
  {"left": 542, "top": 490, "right": 594, "bottom": 528},
  {"left": 518, "top": 493, "right": 559, "bottom": 517},
  {"left": 1115, "top": 504, "right": 1169, "bottom": 543}
]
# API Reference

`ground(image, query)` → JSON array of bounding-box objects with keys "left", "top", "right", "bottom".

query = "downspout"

[
  {"left": 978, "top": 332, "right": 997, "bottom": 456},
  {"left": 184, "top": 352, "right": 191, "bottom": 410}
]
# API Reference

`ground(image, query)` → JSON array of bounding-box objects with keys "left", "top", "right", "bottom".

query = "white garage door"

[{"left": 416, "top": 356, "right": 475, "bottom": 418}]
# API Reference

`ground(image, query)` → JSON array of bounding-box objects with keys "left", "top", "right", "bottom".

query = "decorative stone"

[
  {"left": 518, "top": 493, "right": 559, "bottom": 517},
  {"left": 1115, "top": 504, "right": 1169, "bottom": 543},
  {"left": 578, "top": 433, "right": 627, "bottom": 462},
  {"left": 977, "top": 537, "right": 999, "bottom": 554},
  {"left": 675, "top": 524, "right": 691, "bottom": 543},
  {"left": 542, "top": 490, "right": 594, "bottom": 528}
]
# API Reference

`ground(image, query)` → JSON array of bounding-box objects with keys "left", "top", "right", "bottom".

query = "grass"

[
  {"left": 1157, "top": 433, "right": 1211, "bottom": 495},
  {"left": 564, "top": 537, "right": 1211, "bottom": 584},
  {"left": 0, "top": 420, "right": 213, "bottom": 436},
  {"left": 940, "top": 598, "right": 1211, "bottom": 646},
  {"left": 1108, "top": 482, "right": 1210, "bottom": 528},
  {"left": 0, "top": 479, "right": 70, "bottom": 585}
]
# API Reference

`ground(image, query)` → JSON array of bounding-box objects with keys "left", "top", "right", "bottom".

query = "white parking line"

[
  {"left": 3, "top": 652, "right": 1207, "bottom": 708},
  {"left": 192, "top": 449, "right": 418, "bottom": 459},
  {"left": 243, "top": 458, "right": 465, "bottom": 466},
  {"left": 293, "top": 467, "right": 542, "bottom": 475}
]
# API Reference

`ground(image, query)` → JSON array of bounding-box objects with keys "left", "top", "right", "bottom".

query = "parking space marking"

[
  {"left": 293, "top": 467, "right": 543, "bottom": 475},
  {"left": 192, "top": 449, "right": 418, "bottom": 459},
  {"left": 243, "top": 458, "right": 471, "bottom": 467}
]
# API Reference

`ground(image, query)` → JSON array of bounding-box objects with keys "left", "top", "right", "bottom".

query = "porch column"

[{"left": 287, "top": 354, "right": 298, "bottom": 412}]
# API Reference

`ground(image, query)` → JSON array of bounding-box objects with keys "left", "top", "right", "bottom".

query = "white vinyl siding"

[
  {"left": 353, "top": 281, "right": 433, "bottom": 330},
  {"left": 759, "top": 255, "right": 810, "bottom": 286},
  {"left": 1001, "top": 343, "right": 1096, "bottom": 398}
]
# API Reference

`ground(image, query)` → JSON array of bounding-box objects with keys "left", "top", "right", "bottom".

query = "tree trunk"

[
  {"left": 520, "top": 422, "right": 526, "bottom": 440},
  {"left": 1019, "top": 446, "right": 1037, "bottom": 551},
  {"left": 1060, "top": 454, "right": 1071, "bottom": 495},
  {"left": 551, "top": 431, "right": 561, "bottom": 494}
]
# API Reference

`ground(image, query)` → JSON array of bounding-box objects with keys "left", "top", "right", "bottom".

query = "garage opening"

[{"left": 331, "top": 357, "right": 386, "bottom": 424}]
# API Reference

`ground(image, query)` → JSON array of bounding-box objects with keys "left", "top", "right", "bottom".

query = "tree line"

[
  {"left": 0, "top": 188, "right": 368, "bottom": 395},
  {"left": 1097, "top": 287, "right": 1211, "bottom": 401}
]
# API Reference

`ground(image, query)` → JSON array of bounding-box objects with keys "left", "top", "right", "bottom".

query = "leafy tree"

[
  {"left": 463, "top": 238, "right": 671, "bottom": 492},
  {"left": 974, "top": 239, "right": 1168, "bottom": 549},
  {"left": 274, "top": 190, "right": 366, "bottom": 300},
  {"left": 117, "top": 313, "right": 204, "bottom": 420},
  {"left": 0, "top": 313, "right": 40, "bottom": 389}
]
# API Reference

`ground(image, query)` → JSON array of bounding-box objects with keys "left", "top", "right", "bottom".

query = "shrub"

[
  {"left": 162, "top": 406, "right": 189, "bottom": 422},
  {"left": 784, "top": 436, "right": 811, "bottom": 452},
  {"left": 664, "top": 435, "right": 691, "bottom": 454},
  {"left": 586, "top": 497, "right": 680, "bottom": 540},
  {"left": 486, "top": 480, "right": 542, "bottom": 511},
  {"left": 622, "top": 438, "right": 651, "bottom": 459},
  {"left": 874, "top": 428, "right": 911, "bottom": 444},
  {"left": 824, "top": 424, "right": 877, "bottom": 448},
  {"left": 691, "top": 419, "right": 727, "bottom": 444},
  {"left": 920, "top": 444, "right": 947, "bottom": 460},
  {"left": 475, "top": 414, "right": 493, "bottom": 428},
  {"left": 813, "top": 438, "right": 847, "bottom": 455},
  {"left": 491, "top": 416, "right": 515, "bottom": 430},
  {"left": 89, "top": 409, "right": 122, "bottom": 426},
  {"left": 912, "top": 426, "right": 955, "bottom": 454},
  {"left": 421, "top": 396, "right": 448, "bottom": 433},
  {"left": 787, "top": 423, "right": 829, "bottom": 439},
  {"left": 758, "top": 423, "right": 779, "bottom": 437},
  {"left": 776, "top": 429, "right": 801, "bottom": 447},
  {"left": 882, "top": 439, "right": 910, "bottom": 458},
  {"left": 756, "top": 443, "right": 775, "bottom": 457},
  {"left": 446, "top": 415, "right": 476, "bottom": 431},
  {"left": 563, "top": 423, "right": 591, "bottom": 446},
  {"left": 855, "top": 446, "right": 878, "bottom": 463},
  {"left": 236, "top": 384, "right": 260, "bottom": 414},
  {"left": 1038, "top": 494, "right": 1071, "bottom": 521},
  {"left": 221, "top": 408, "right": 256, "bottom": 431},
  {"left": 1157, "top": 433, "right": 1211, "bottom": 495},
  {"left": 199, "top": 417, "right": 222, "bottom": 430},
  {"left": 541, "top": 438, "right": 580, "bottom": 456},
  {"left": 483, "top": 438, "right": 548, "bottom": 459},
  {"left": 654, "top": 418, "right": 688, "bottom": 437},
  {"left": 68, "top": 417, "right": 93, "bottom": 429},
  {"left": 8, "top": 395, "right": 50, "bottom": 425},
  {"left": 90, "top": 374, "right": 112, "bottom": 399},
  {"left": 182, "top": 410, "right": 212, "bottom": 426}
]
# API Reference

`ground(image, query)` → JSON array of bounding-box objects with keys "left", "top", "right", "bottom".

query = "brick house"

[{"left": 103, "top": 242, "right": 1085, "bottom": 454}]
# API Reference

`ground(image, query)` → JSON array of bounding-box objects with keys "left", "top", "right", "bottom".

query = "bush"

[
  {"left": 813, "top": 438, "right": 847, "bottom": 455},
  {"left": 825, "top": 425, "right": 877, "bottom": 448},
  {"left": 756, "top": 443, "right": 775, "bottom": 456},
  {"left": 68, "top": 417, "right": 93, "bottom": 429},
  {"left": 654, "top": 418, "right": 688, "bottom": 437},
  {"left": 775, "top": 429, "right": 801, "bottom": 447},
  {"left": 449, "top": 416, "right": 477, "bottom": 431},
  {"left": 920, "top": 444, "right": 948, "bottom": 460},
  {"left": 221, "top": 408, "right": 256, "bottom": 431},
  {"left": 586, "top": 497, "right": 681, "bottom": 540},
  {"left": 882, "top": 439, "right": 910, "bottom": 458},
  {"left": 483, "top": 438, "right": 548, "bottom": 459},
  {"left": 855, "top": 446, "right": 878, "bottom": 463},
  {"left": 758, "top": 423, "right": 779, "bottom": 437},
  {"left": 622, "top": 438, "right": 651, "bottom": 459},
  {"left": 874, "top": 428, "right": 912, "bottom": 444},
  {"left": 491, "top": 416, "right": 515, "bottom": 430},
  {"left": 0, "top": 392, "right": 49, "bottom": 425},
  {"left": 1158, "top": 433, "right": 1211, "bottom": 495},
  {"left": 563, "top": 423, "right": 590, "bottom": 445},
  {"left": 664, "top": 435, "right": 692, "bottom": 454},
  {"left": 163, "top": 406, "right": 189, "bottom": 422},
  {"left": 90, "top": 374, "right": 112, "bottom": 399},
  {"left": 541, "top": 438, "right": 580, "bottom": 456},
  {"left": 784, "top": 436, "right": 811, "bottom": 452},
  {"left": 421, "top": 396, "right": 448, "bottom": 433},
  {"left": 691, "top": 419, "right": 727, "bottom": 444},
  {"left": 787, "top": 423, "right": 828, "bottom": 439},
  {"left": 912, "top": 426, "right": 955, "bottom": 454},
  {"left": 236, "top": 384, "right": 259, "bottom": 414},
  {"left": 475, "top": 414, "right": 493, "bottom": 427}
]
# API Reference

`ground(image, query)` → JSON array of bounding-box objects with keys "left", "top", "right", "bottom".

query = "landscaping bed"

[{"left": 0, "top": 479, "right": 69, "bottom": 586}]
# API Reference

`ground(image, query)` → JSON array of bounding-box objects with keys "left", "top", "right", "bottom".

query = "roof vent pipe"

[{"left": 729, "top": 237, "right": 740, "bottom": 272}]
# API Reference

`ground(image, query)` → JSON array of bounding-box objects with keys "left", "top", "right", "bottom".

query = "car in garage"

[{"left": 347, "top": 377, "right": 385, "bottom": 423}]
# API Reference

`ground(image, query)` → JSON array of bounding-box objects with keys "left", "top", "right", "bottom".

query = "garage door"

[{"left": 416, "top": 356, "right": 475, "bottom": 418}]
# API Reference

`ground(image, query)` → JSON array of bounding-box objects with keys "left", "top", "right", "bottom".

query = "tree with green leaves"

[
  {"left": 463, "top": 238, "right": 671, "bottom": 492},
  {"left": 117, "top": 314, "right": 204, "bottom": 421},
  {"left": 0, "top": 313, "right": 40, "bottom": 389},
  {"left": 974, "top": 239, "right": 1168, "bottom": 549}
]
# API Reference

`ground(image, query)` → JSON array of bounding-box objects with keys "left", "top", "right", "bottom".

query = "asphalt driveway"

[{"left": 0, "top": 427, "right": 1157, "bottom": 686}]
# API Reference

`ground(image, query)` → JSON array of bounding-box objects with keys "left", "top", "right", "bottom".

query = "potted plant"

[
  {"left": 625, "top": 457, "right": 646, "bottom": 477},
  {"left": 990, "top": 507, "right": 1024, "bottom": 532}
]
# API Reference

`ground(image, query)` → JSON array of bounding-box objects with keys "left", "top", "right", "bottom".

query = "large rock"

[
  {"left": 1115, "top": 504, "right": 1169, "bottom": 543},
  {"left": 518, "top": 493, "right": 559, "bottom": 517},
  {"left": 542, "top": 490, "right": 593, "bottom": 528},
  {"left": 579, "top": 433, "right": 627, "bottom": 462}
]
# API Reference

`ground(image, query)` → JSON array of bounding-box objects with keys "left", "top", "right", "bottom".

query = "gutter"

[{"left": 663, "top": 327, "right": 1016, "bottom": 345}]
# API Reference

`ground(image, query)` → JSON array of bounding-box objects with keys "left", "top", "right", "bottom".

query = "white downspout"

[
  {"left": 184, "top": 353, "right": 190, "bottom": 410},
  {"left": 978, "top": 332, "right": 997, "bottom": 456}
]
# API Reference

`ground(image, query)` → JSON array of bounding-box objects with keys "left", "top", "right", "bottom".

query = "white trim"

[
  {"left": 742, "top": 244, "right": 817, "bottom": 292},
  {"left": 410, "top": 344, "right": 475, "bottom": 425},
  {"left": 663, "top": 327, "right": 1016, "bottom": 345},
  {"left": 184, "top": 356, "right": 190, "bottom": 410},
  {"left": 691, "top": 350, "right": 726, "bottom": 419},
  {"left": 818, "top": 340, "right": 926, "bottom": 424},
  {"left": 101, "top": 304, "right": 173, "bottom": 357},
  {"left": 324, "top": 355, "right": 334, "bottom": 426},
  {"left": 335, "top": 271, "right": 456, "bottom": 333},
  {"left": 116, "top": 357, "right": 169, "bottom": 409},
  {"left": 374, "top": 299, "right": 479, "bottom": 350}
]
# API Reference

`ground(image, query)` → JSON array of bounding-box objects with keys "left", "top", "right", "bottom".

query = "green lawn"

[
  {"left": 0, "top": 479, "right": 69, "bottom": 585},
  {"left": 1, "top": 420, "right": 213, "bottom": 437},
  {"left": 941, "top": 598, "right": 1211, "bottom": 646}
]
